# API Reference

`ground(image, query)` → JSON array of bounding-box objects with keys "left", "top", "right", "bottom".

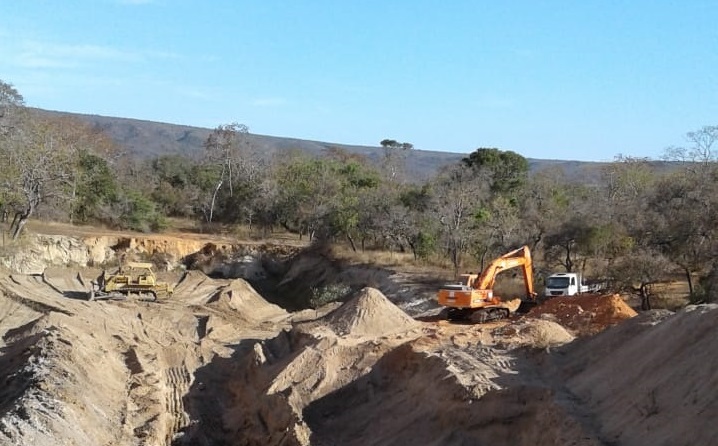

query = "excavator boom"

[{"left": 475, "top": 245, "right": 534, "bottom": 296}]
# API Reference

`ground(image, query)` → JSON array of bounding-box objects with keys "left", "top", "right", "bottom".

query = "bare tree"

[
  {"left": 664, "top": 125, "right": 718, "bottom": 179},
  {"left": 610, "top": 249, "right": 674, "bottom": 310},
  {"left": 1, "top": 118, "right": 78, "bottom": 239},
  {"left": 657, "top": 125, "right": 718, "bottom": 297},
  {"left": 379, "top": 139, "right": 413, "bottom": 183},
  {"left": 202, "top": 122, "right": 249, "bottom": 221},
  {"left": 432, "top": 163, "right": 489, "bottom": 274}
]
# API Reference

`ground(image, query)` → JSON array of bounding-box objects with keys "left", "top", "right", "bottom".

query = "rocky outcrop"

[
  {"left": 0, "top": 235, "right": 106, "bottom": 274},
  {"left": 0, "top": 233, "right": 281, "bottom": 275}
]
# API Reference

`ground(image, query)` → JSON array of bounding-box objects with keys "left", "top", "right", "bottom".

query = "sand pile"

[
  {"left": 305, "top": 343, "right": 601, "bottom": 446},
  {"left": 560, "top": 304, "right": 718, "bottom": 446},
  {"left": 12, "top": 229, "right": 718, "bottom": 446},
  {"left": 208, "top": 278, "right": 287, "bottom": 324},
  {"left": 320, "top": 287, "right": 419, "bottom": 337},
  {"left": 172, "top": 270, "right": 229, "bottom": 304},
  {"left": 527, "top": 293, "right": 637, "bottom": 335},
  {"left": 494, "top": 318, "right": 575, "bottom": 349},
  {"left": 181, "top": 317, "right": 416, "bottom": 445},
  {"left": 0, "top": 311, "right": 130, "bottom": 446}
]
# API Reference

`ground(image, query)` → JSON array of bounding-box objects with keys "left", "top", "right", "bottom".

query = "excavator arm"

[{"left": 474, "top": 245, "right": 535, "bottom": 299}]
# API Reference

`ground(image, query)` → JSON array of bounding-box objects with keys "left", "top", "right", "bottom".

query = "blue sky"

[{"left": 1, "top": 1, "right": 716, "bottom": 161}]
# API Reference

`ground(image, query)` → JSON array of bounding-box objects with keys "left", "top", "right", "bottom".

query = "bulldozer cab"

[{"left": 120, "top": 262, "right": 156, "bottom": 285}]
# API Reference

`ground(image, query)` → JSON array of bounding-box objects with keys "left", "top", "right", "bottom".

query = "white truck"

[{"left": 543, "top": 272, "right": 606, "bottom": 297}]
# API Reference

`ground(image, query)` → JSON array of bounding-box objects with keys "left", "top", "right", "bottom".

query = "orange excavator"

[{"left": 437, "top": 245, "right": 537, "bottom": 323}]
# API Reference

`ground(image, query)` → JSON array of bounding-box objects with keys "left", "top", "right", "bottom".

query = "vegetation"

[{"left": 2, "top": 79, "right": 718, "bottom": 307}]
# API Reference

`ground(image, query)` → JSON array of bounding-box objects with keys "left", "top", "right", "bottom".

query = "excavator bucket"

[
  {"left": 517, "top": 298, "right": 539, "bottom": 313},
  {"left": 503, "top": 298, "right": 523, "bottom": 313}
]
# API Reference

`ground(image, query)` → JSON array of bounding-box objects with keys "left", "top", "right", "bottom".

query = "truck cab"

[{"left": 544, "top": 272, "right": 581, "bottom": 296}]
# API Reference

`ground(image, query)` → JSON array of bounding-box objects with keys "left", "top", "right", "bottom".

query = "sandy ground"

[{"left": 0, "top": 262, "right": 716, "bottom": 445}]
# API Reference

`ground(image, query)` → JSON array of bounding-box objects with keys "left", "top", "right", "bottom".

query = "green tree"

[
  {"left": 0, "top": 79, "right": 25, "bottom": 223},
  {"left": 462, "top": 148, "right": 529, "bottom": 195},
  {"left": 72, "top": 150, "right": 118, "bottom": 223},
  {"left": 394, "top": 184, "right": 437, "bottom": 260},
  {"left": 114, "top": 189, "right": 166, "bottom": 233},
  {"left": 328, "top": 158, "right": 380, "bottom": 250},
  {"left": 151, "top": 155, "right": 199, "bottom": 217},
  {"left": 0, "top": 79, "right": 24, "bottom": 137},
  {"left": 272, "top": 152, "right": 341, "bottom": 239}
]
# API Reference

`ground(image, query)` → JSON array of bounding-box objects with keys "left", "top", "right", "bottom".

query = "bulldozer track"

[{"left": 164, "top": 365, "right": 192, "bottom": 445}]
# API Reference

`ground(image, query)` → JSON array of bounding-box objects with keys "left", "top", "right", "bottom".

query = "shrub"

[{"left": 308, "top": 283, "right": 352, "bottom": 309}]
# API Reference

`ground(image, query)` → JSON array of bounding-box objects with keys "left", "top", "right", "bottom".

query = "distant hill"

[{"left": 33, "top": 108, "right": 622, "bottom": 181}]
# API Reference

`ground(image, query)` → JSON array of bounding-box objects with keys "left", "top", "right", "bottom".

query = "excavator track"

[
  {"left": 445, "top": 307, "right": 510, "bottom": 324},
  {"left": 469, "top": 307, "right": 510, "bottom": 324}
]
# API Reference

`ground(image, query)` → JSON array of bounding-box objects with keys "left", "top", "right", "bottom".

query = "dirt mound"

[
  {"left": 0, "top": 310, "right": 133, "bottom": 446},
  {"left": 305, "top": 343, "right": 601, "bottom": 446},
  {"left": 173, "top": 271, "right": 288, "bottom": 325},
  {"left": 208, "top": 278, "right": 288, "bottom": 324},
  {"left": 527, "top": 293, "right": 637, "bottom": 335},
  {"left": 172, "top": 270, "right": 229, "bottom": 304},
  {"left": 560, "top": 304, "right": 718, "bottom": 446},
  {"left": 180, "top": 323, "right": 415, "bottom": 445},
  {"left": 493, "top": 318, "right": 575, "bottom": 349},
  {"left": 319, "top": 287, "right": 419, "bottom": 337},
  {"left": 0, "top": 270, "right": 260, "bottom": 446}
]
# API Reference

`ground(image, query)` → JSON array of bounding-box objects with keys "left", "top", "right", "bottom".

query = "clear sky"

[{"left": 1, "top": 1, "right": 716, "bottom": 161}]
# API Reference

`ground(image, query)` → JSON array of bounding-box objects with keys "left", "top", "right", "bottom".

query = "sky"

[{"left": 0, "top": 1, "right": 716, "bottom": 161}]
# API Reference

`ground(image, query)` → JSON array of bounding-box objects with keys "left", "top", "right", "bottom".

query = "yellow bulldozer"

[{"left": 89, "top": 262, "right": 173, "bottom": 302}]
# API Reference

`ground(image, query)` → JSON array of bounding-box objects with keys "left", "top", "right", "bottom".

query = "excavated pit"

[{"left": 1, "top": 236, "right": 717, "bottom": 446}]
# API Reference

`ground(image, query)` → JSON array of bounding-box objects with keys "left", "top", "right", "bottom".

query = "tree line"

[{"left": 2, "top": 79, "right": 718, "bottom": 307}]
